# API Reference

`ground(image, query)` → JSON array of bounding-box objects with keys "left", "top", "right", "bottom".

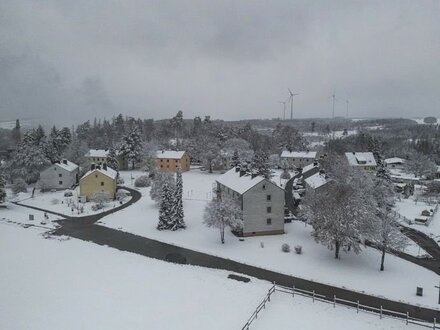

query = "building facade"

[
  {"left": 79, "top": 164, "right": 117, "bottom": 201},
  {"left": 155, "top": 151, "right": 190, "bottom": 172},
  {"left": 280, "top": 151, "right": 317, "bottom": 169},
  {"left": 39, "top": 159, "right": 79, "bottom": 190},
  {"left": 216, "top": 168, "right": 285, "bottom": 237},
  {"left": 345, "top": 152, "right": 377, "bottom": 171},
  {"left": 84, "top": 149, "right": 128, "bottom": 170}
]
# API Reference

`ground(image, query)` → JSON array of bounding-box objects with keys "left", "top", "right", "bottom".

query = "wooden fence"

[{"left": 241, "top": 283, "right": 438, "bottom": 330}]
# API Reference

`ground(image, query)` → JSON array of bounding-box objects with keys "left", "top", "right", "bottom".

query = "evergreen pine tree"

[
  {"left": 0, "top": 172, "right": 6, "bottom": 203},
  {"left": 106, "top": 148, "right": 119, "bottom": 171},
  {"left": 170, "top": 168, "right": 186, "bottom": 230},
  {"left": 157, "top": 181, "right": 174, "bottom": 230},
  {"left": 120, "top": 127, "right": 143, "bottom": 169},
  {"left": 251, "top": 150, "right": 272, "bottom": 179},
  {"left": 230, "top": 150, "right": 240, "bottom": 168}
]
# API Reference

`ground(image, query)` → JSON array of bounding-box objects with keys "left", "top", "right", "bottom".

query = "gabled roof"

[
  {"left": 55, "top": 160, "right": 79, "bottom": 172},
  {"left": 305, "top": 172, "right": 328, "bottom": 190},
  {"left": 216, "top": 168, "right": 268, "bottom": 195},
  {"left": 384, "top": 157, "right": 405, "bottom": 165},
  {"left": 345, "top": 152, "right": 377, "bottom": 167},
  {"left": 156, "top": 150, "right": 187, "bottom": 159},
  {"left": 281, "top": 151, "right": 317, "bottom": 159},
  {"left": 81, "top": 166, "right": 118, "bottom": 181},
  {"left": 85, "top": 149, "right": 109, "bottom": 158}
]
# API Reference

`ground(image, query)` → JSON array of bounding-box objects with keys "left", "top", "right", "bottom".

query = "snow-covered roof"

[
  {"left": 384, "top": 157, "right": 405, "bottom": 165},
  {"left": 85, "top": 149, "right": 109, "bottom": 158},
  {"left": 302, "top": 162, "right": 319, "bottom": 174},
  {"left": 216, "top": 168, "right": 266, "bottom": 195},
  {"left": 281, "top": 151, "right": 317, "bottom": 159},
  {"left": 436, "top": 166, "right": 440, "bottom": 173},
  {"left": 81, "top": 166, "right": 118, "bottom": 181},
  {"left": 345, "top": 152, "right": 377, "bottom": 167},
  {"left": 156, "top": 150, "right": 186, "bottom": 159},
  {"left": 55, "top": 160, "right": 78, "bottom": 172},
  {"left": 304, "top": 172, "right": 328, "bottom": 190}
]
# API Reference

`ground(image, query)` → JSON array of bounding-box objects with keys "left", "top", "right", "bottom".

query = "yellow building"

[
  {"left": 155, "top": 151, "right": 190, "bottom": 172},
  {"left": 84, "top": 149, "right": 128, "bottom": 170},
  {"left": 79, "top": 164, "right": 118, "bottom": 201}
]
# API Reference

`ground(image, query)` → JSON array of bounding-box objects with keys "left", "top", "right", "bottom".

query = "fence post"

[
  {"left": 292, "top": 285, "right": 295, "bottom": 297},
  {"left": 406, "top": 312, "right": 409, "bottom": 325},
  {"left": 313, "top": 290, "right": 315, "bottom": 303},
  {"left": 357, "top": 301, "right": 359, "bottom": 313},
  {"left": 333, "top": 295, "right": 336, "bottom": 308},
  {"left": 434, "top": 317, "right": 436, "bottom": 330},
  {"left": 255, "top": 308, "right": 258, "bottom": 319},
  {"left": 380, "top": 306, "right": 382, "bottom": 319}
]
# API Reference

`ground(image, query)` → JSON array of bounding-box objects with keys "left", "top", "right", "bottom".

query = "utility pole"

[
  {"left": 331, "top": 91, "right": 336, "bottom": 119},
  {"left": 346, "top": 100, "right": 349, "bottom": 118}
]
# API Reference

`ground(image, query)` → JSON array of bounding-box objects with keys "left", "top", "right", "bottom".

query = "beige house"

[
  {"left": 84, "top": 149, "right": 128, "bottom": 170},
  {"left": 79, "top": 164, "right": 118, "bottom": 201},
  {"left": 155, "top": 151, "right": 190, "bottom": 172}
]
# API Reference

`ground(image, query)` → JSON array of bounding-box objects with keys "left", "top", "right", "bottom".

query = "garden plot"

[
  {"left": 0, "top": 202, "right": 62, "bottom": 230},
  {"left": 16, "top": 187, "right": 131, "bottom": 217},
  {"left": 100, "top": 169, "right": 440, "bottom": 310}
]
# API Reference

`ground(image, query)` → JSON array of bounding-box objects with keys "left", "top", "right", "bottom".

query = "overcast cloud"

[{"left": 1, "top": 0, "right": 439, "bottom": 125}]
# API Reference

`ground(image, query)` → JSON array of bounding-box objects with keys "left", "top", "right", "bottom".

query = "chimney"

[
  {"left": 313, "top": 161, "right": 318, "bottom": 166},
  {"left": 96, "top": 165, "right": 101, "bottom": 170},
  {"left": 352, "top": 152, "right": 355, "bottom": 155},
  {"left": 91, "top": 163, "right": 96, "bottom": 171},
  {"left": 235, "top": 167, "right": 240, "bottom": 173},
  {"left": 251, "top": 173, "right": 258, "bottom": 179},
  {"left": 239, "top": 170, "right": 246, "bottom": 177},
  {"left": 62, "top": 159, "right": 67, "bottom": 165},
  {"left": 103, "top": 163, "right": 107, "bottom": 170}
]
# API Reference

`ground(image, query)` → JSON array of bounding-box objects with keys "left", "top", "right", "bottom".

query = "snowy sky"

[{"left": 1, "top": 1, "right": 439, "bottom": 125}]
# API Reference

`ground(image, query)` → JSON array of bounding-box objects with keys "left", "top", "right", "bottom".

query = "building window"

[
  {"left": 161, "top": 165, "right": 163, "bottom": 168},
  {"left": 262, "top": 184, "right": 266, "bottom": 190},
  {"left": 95, "top": 174, "right": 98, "bottom": 178},
  {"left": 267, "top": 218, "right": 272, "bottom": 225},
  {"left": 267, "top": 206, "right": 272, "bottom": 213},
  {"left": 59, "top": 174, "right": 62, "bottom": 178},
  {"left": 167, "top": 159, "right": 169, "bottom": 162},
  {"left": 167, "top": 165, "right": 169, "bottom": 168},
  {"left": 266, "top": 195, "right": 271, "bottom": 201},
  {"left": 59, "top": 181, "right": 63, "bottom": 185},
  {"left": 101, "top": 182, "right": 104, "bottom": 186}
]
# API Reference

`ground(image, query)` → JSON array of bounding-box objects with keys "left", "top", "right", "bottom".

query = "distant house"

[
  {"left": 84, "top": 149, "right": 128, "bottom": 170},
  {"left": 155, "top": 151, "right": 190, "bottom": 172},
  {"left": 79, "top": 164, "right": 118, "bottom": 201},
  {"left": 304, "top": 172, "right": 330, "bottom": 193},
  {"left": 280, "top": 151, "right": 317, "bottom": 169},
  {"left": 384, "top": 157, "right": 405, "bottom": 169},
  {"left": 299, "top": 162, "right": 320, "bottom": 180},
  {"left": 435, "top": 166, "right": 440, "bottom": 180},
  {"left": 345, "top": 152, "right": 377, "bottom": 171},
  {"left": 39, "top": 159, "right": 79, "bottom": 190},
  {"left": 215, "top": 168, "right": 284, "bottom": 237}
]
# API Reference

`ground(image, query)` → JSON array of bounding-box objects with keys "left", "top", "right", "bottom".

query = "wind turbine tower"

[
  {"left": 331, "top": 90, "right": 336, "bottom": 119},
  {"left": 288, "top": 89, "right": 300, "bottom": 120},
  {"left": 279, "top": 100, "right": 287, "bottom": 120},
  {"left": 346, "top": 100, "right": 349, "bottom": 118}
]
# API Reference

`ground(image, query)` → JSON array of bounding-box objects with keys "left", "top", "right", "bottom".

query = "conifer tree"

[
  {"left": 230, "top": 150, "right": 240, "bottom": 168},
  {"left": 170, "top": 167, "right": 186, "bottom": 230},
  {"left": 0, "top": 172, "right": 6, "bottom": 203},
  {"left": 157, "top": 181, "right": 174, "bottom": 230},
  {"left": 251, "top": 150, "right": 272, "bottom": 179},
  {"left": 106, "top": 147, "right": 119, "bottom": 171}
]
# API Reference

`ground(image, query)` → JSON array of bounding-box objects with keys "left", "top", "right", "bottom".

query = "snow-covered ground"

[
  {"left": 101, "top": 169, "right": 440, "bottom": 309},
  {"left": 0, "top": 223, "right": 268, "bottom": 330},
  {"left": 412, "top": 117, "right": 440, "bottom": 125},
  {"left": 0, "top": 202, "right": 62, "bottom": 230},
  {"left": 13, "top": 187, "right": 131, "bottom": 217},
  {"left": 251, "top": 291, "right": 421, "bottom": 330},
  {"left": 396, "top": 197, "right": 440, "bottom": 245}
]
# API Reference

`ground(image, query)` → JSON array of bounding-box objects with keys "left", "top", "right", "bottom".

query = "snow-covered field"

[
  {"left": 251, "top": 291, "right": 421, "bottom": 330},
  {"left": 0, "top": 202, "right": 62, "bottom": 230},
  {"left": 0, "top": 223, "right": 268, "bottom": 330},
  {"left": 101, "top": 169, "right": 440, "bottom": 309}
]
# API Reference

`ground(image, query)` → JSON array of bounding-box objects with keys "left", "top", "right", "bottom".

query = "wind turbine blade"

[{"left": 288, "top": 88, "right": 293, "bottom": 96}]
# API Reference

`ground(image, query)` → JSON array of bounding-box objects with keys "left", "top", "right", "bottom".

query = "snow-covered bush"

[
  {"left": 117, "top": 177, "right": 125, "bottom": 184},
  {"left": 134, "top": 175, "right": 151, "bottom": 188},
  {"left": 92, "top": 192, "right": 111, "bottom": 208},
  {"left": 294, "top": 245, "right": 302, "bottom": 254},
  {"left": 280, "top": 169, "right": 291, "bottom": 180},
  {"left": 281, "top": 243, "right": 290, "bottom": 253},
  {"left": 51, "top": 198, "right": 60, "bottom": 205},
  {"left": 116, "top": 190, "right": 128, "bottom": 201},
  {"left": 12, "top": 179, "right": 27, "bottom": 194},
  {"left": 260, "top": 241, "right": 265, "bottom": 248}
]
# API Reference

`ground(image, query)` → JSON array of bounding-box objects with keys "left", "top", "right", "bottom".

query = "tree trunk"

[
  {"left": 209, "top": 161, "right": 213, "bottom": 174},
  {"left": 132, "top": 160, "right": 135, "bottom": 170},
  {"left": 335, "top": 241, "right": 340, "bottom": 259},
  {"left": 380, "top": 246, "right": 386, "bottom": 271},
  {"left": 219, "top": 221, "right": 225, "bottom": 244}
]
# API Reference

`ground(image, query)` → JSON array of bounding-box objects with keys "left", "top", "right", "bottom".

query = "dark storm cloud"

[{"left": 0, "top": 0, "right": 439, "bottom": 125}]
